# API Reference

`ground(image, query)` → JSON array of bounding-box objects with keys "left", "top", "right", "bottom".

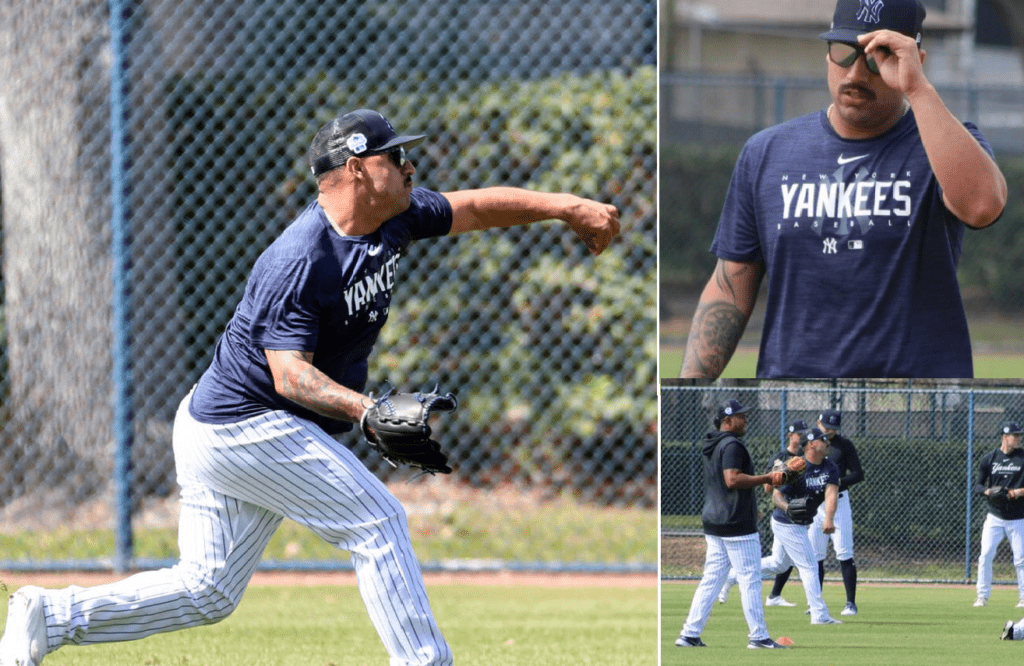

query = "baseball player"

[
  {"left": 676, "top": 399, "right": 790, "bottom": 650},
  {"left": 679, "top": 0, "right": 1008, "bottom": 379},
  {"left": 718, "top": 418, "right": 808, "bottom": 607},
  {"left": 770, "top": 409, "right": 864, "bottom": 615},
  {"left": 809, "top": 409, "right": 864, "bottom": 616},
  {"left": 0, "top": 109, "right": 620, "bottom": 666},
  {"left": 719, "top": 428, "right": 843, "bottom": 626},
  {"left": 974, "top": 420, "right": 1024, "bottom": 608}
]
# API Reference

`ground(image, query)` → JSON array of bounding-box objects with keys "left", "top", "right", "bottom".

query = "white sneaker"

[
  {"left": 974, "top": 596, "right": 988, "bottom": 607},
  {"left": 765, "top": 595, "right": 796, "bottom": 607},
  {"left": 0, "top": 586, "right": 48, "bottom": 666},
  {"left": 841, "top": 602, "right": 858, "bottom": 616},
  {"left": 1002, "top": 620, "right": 1016, "bottom": 640},
  {"left": 811, "top": 616, "right": 843, "bottom": 625}
]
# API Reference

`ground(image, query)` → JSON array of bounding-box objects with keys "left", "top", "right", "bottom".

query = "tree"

[{"left": 0, "top": 1, "right": 114, "bottom": 500}]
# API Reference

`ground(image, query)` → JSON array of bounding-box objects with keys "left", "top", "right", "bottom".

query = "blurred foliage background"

[{"left": 0, "top": 0, "right": 656, "bottom": 571}]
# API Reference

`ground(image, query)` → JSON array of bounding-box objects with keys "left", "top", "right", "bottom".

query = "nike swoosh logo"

[
  {"left": 367, "top": 244, "right": 383, "bottom": 257},
  {"left": 837, "top": 153, "right": 869, "bottom": 165}
]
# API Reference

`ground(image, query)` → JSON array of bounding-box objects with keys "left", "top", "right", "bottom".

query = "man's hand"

[
  {"left": 823, "top": 517, "right": 836, "bottom": 534},
  {"left": 858, "top": 30, "right": 927, "bottom": 97},
  {"left": 565, "top": 198, "right": 620, "bottom": 255}
]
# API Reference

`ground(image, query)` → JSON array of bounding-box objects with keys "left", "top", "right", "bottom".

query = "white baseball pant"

[
  {"left": 976, "top": 512, "right": 1024, "bottom": 602},
  {"left": 682, "top": 532, "right": 770, "bottom": 642},
  {"left": 811, "top": 491, "right": 854, "bottom": 561},
  {"left": 725, "top": 517, "right": 830, "bottom": 622},
  {"left": 35, "top": 395, "right": 452, "bottom": 666}
]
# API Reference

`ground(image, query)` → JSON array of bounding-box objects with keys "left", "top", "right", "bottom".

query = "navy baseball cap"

[
  {"left": 308, "top": 109, "right": 426, "bottom": 177},
  {"left": 788, "top": 419, "right": 811, "bottom": 435},
  {"left": 716, "top": 399, "right": 750, "bottom": 421},
  {"left": 1000, "top": 421, "right": 1023, "bottom": 435},
  {"left": 820, "top": 0, "right": 926, "bottom": 47},
  {"left": 819, "top": 409, "right": 842, "bottom": 429},
  {"left": 805, "top": 427, "right": 831, "bottom": 443}
]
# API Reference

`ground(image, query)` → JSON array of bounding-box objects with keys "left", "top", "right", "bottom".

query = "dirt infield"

[{"left": 0, "top": 569, "right": 656, "bottom": 591}]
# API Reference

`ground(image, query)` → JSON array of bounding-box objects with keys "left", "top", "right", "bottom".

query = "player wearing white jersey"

[
  {"left": 0, "top": 109, "right": 619, "bottom": 666},
  {"left": 676, "top": 399, "right": 790, "bottom": 650},
  {"left": 974, "top": 420, "right": 1024, "bottom": 609}
]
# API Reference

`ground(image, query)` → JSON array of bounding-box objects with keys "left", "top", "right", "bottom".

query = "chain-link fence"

[
  {"left": 0, "top": 0, "right": 657, "bottom": 573},
  {"left": 660, "top": 72, "right": 1024, "bottom": 155},
  {"left": 662, "top": 381, "right": 1024, "bottom": 584}
]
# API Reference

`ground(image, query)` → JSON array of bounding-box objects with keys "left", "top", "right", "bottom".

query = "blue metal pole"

[
  {"left": 779, "top": 388, "right": 788, "bottom": 450},
  {"left": 965, "top": 391, "right": 975, "bottom": 582},
  {"left": 108, "top": 0, "right": 134, "bottom": 574}
]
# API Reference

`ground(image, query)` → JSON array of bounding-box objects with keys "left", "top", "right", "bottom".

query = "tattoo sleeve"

[
  {"left": 265, "top": 349, "right": 369, "bottom": 423},
  {"left": 680, "top": 260, "right": 763, "bottom": 379}
]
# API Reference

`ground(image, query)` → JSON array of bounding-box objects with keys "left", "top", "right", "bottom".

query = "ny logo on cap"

[
  {"left": 857, "top": 0, "right": 884, "bottom": 24},
  {"left": 724, "top": 406, "right": 734, "bottom": 415}
]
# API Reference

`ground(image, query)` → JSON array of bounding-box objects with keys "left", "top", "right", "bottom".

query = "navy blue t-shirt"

[
  {"left": 189, "top": 187, "right": 453, "bottom": 434},
  {"left": 773, "top": 457, "right": 840, "bottom": 526},
  {"left": 712, "top": 108, "right": 995, "bottom": 378}
]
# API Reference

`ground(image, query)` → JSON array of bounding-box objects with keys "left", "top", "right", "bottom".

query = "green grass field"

[
  {"left": 662, "top": 581, "right": 1021, "bottom": 665},
  {"left": 659, "top": 348, "right": 1024, "bottom": 379},
  {"left": 658, "top": 348, "right": 757, "bottom": 379},
  {"left": 0, "top": 580, "right": 656, "bottom": 666}
]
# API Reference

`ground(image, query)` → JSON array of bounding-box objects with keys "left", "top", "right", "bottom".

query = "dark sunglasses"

[
  {"left": 828, "top": 41, "right": 890, "bottom": 75},
  {"left": 384, "top": 146, "right": 407, "bottom": 168}
]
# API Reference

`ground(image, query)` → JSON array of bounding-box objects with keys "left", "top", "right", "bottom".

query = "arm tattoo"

[
  {"left": 680, "top": 300, "right": 748, "bottom": 379},
  {"left": 270, "top": 350, "right": 367, "bottom": 423},
  {"left": 680, "top": 261, "right": 761, "bottom": 379}
]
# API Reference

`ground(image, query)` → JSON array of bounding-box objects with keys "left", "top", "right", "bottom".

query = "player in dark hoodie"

[{"left": 675, "top": 399, "right": 789, "bottom": 650}]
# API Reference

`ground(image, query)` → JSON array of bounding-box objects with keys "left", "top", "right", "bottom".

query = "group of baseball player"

[
  {"left": 681, "top": 399, "right": 1024, "bottom": 649},
  {"left": 676, "top": 400, "right": 862, "bottom": 649}
]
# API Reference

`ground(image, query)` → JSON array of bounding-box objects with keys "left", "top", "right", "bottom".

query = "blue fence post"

[
  {"left": 965, "top": 391, "right": 975, "bottom": 582},
  {"left": 779, "top": 388, "right": 788, "bottom": 447},
  {"left": 774, "top": 78, "right": 786, "bottom": 126},
  {"left": 109, "top": 0, "right": 134, "bottom": 574}
]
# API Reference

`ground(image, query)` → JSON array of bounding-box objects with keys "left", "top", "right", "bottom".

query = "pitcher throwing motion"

[{"left": 0, "top": 109, "right": 619, "bottom": 666}]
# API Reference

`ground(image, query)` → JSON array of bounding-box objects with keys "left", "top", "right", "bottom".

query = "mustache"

[{"left": 839, "top": 83, "right": 876, "bottom": 99}]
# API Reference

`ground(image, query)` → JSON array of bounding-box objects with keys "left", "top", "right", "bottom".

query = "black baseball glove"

[
  {"left": 786, "top": 496, "right": 815, "bottom": 524},
  {"left": 988, "top": 485, "right": 1010, "bottom": 508},
  {"left": 360, "top": 387, "right": 458, "bottom": 474}
]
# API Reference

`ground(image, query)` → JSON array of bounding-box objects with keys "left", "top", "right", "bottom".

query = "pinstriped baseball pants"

[
  {"left": 682, "top": 532, "right": 770, "bottom": 642},
  {"left": 39, "top": 395, "right": 452, "bottom": 666}
]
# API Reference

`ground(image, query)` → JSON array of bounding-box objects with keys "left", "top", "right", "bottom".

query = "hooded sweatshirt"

[{"left": 701, "top": 429, "right": 758, "bottom": 537}]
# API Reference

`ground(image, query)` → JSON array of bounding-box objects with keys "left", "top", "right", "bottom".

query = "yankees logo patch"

[
  {"left": 347, "top": 133, "right": 368, "bottom": 154},
  {"left": 823, "top": 238, "right": 838, "bottom": 254}
]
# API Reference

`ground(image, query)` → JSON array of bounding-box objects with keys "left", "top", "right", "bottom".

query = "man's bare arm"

[
  {"left": 680, "top": 259, "right": 764, "bottom": 379},
  {"left": 264, "top": 349, "right": 369, "bottom": 423}
]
